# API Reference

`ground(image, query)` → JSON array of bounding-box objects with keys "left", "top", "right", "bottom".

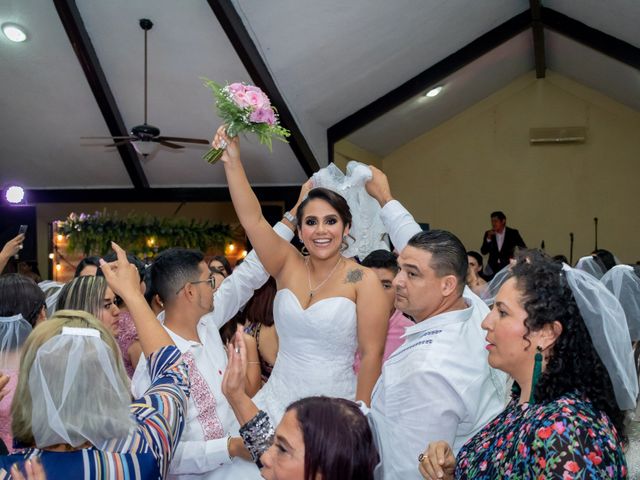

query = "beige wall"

[
  {"left": 334, "top": 139, "right": 382, "bottom": 171},
  {"left": 380, "top": 71, "right": 640, "bottom": 264},
  {"left": 36, "top": 201, "right": 245, "bottom": 280}
]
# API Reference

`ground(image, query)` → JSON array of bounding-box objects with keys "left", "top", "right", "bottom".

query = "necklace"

[{"left": 305, "top": 256, "right": 343, "bottom": 300}]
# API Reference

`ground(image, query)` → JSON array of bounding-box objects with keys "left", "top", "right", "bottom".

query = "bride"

[{"left": 213, "top": 126, "right": 388, "bottom": 424}]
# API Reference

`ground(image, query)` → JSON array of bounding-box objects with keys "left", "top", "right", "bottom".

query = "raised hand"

[
  {"left": 222, "top": 325, "right": 248, "bottom": 404},
  {"left": 99, "top": 242, "right": 143, "bottom": 302},
  {"left": 100, "top": 242, "right": 173, "bottom": 356},
  {"left": 419, "top": 441, "right": 456, "bottom": 480},
  {"left": 211, "top": 126, "right": 240, "bottom": 165},
  {"left": 365, "top": 166, "right": 394, "bottom": 207},
  {"left": 0, "top": 233, "right": 25, "bottom": 259}
]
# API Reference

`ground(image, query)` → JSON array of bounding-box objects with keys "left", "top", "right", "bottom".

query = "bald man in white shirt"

[{"left": 365, "top": 167, "right": 506, "bottom": 479}]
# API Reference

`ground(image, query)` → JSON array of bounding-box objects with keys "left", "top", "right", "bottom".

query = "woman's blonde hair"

[{"left": 11, "top": 309, "right": 129, "bottom": 446}]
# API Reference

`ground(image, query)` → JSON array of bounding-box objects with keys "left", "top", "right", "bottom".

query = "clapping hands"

[{"left": 222, "top": 325, "right": 248, "bottom": 404}]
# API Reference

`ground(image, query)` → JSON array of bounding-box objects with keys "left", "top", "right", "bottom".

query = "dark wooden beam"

[
  {"left": 206, "top": 0, "right": 319, "bottom": 176},
  {"left": 530, "top": 0, "right": 546, "bottom": 78},
  {"left": 326, "top": 9, "right": 532, "bottom": 160},
  {"left": 52, "top": 0, "right": 149, "bottom": 189},
  {"left": 25, "top": 186, "right": 301, "bottom": 208},
  {"left": 542, "top": 7, "right": 640, "bottom": 71}
]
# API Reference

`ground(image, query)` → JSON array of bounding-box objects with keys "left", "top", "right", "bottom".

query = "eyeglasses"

[{"left": 175, "top": 275, "right": 216, "bottom": 296}]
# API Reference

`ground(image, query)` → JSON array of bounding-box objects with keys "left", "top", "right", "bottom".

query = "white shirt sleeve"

[
  {"left": 169, "top": 437, "right": 231, "bottom": 474},
  {"left": 208, "top": 221, "right": 294, "bottom": 330},
  {"left": 130, "top": 352, "right": 152, "bottom": 399},
  {"left": 380, "top": 200, "right": 422, "bottom": 252}
]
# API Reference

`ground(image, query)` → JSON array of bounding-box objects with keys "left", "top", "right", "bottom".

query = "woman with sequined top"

[{"left": 222, "top": 327, "right": 378, "bottom": 480}]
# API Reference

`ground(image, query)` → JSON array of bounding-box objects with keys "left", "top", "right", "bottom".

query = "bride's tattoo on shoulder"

[{"left": 346, "top": 268, "right": 364, "bottom": 284}]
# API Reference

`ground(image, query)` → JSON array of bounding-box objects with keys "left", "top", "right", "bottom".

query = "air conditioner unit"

[{"left": 529, "top": 126, "right": 586, "bottom": 144}]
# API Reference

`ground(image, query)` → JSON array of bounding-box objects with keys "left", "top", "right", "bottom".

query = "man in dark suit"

[{"left": 480, "top": 211, "right": 526, "bottom": 279}]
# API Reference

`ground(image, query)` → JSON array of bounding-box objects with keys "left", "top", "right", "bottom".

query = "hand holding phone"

[{"left": 13, "top": 225, "right": 28, "bottom": 259}]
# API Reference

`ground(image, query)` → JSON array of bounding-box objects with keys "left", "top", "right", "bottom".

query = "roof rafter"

[
  {"left": 530, "top": 0, "right": 546, "bottom": 78},
  {"left": 52, "top": 0, "right": 149, "bottom": 189},
  {"left": 326, "top": 10, "right": 532, "bottom": 162},
  {"left": 206, "top": 0, "right": 319, "bottom": 176},
  {"left": 541, "top": 7, "right": 640, "bottom": 71}
]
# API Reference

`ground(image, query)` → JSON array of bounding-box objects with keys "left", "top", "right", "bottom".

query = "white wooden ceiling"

[{"left": 0, "top": 0, "right": 638, "bottom": 191}]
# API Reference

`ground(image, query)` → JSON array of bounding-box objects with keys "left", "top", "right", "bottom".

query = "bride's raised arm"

[{"left": 213, "top": 126, "right": 300, "bottom": 279}]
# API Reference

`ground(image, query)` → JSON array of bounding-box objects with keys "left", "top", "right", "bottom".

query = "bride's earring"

[{"left": 340, "top": 237, "right": 348, "bottom": 252}]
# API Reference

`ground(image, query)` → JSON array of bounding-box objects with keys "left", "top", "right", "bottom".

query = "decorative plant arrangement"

[{"left": 56, "top": 211, "right": 233, "bottom": 256}]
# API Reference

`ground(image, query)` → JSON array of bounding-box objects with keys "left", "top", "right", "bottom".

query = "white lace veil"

[
  {"left": 574, "top": 255, "right": 605, "bottom": 279},
  {"left": 480, "top": 265, "right": 512, "bottom": 306},
  {"left": 29, "top": 326, "right": 135, "bottom": 448},
  {"left": 0, "top": 314, "right": 32, "bottom": 371},
  {"left": 38, "top": 280, "right": 64, "bottom": 317},
  {"left": 562, "top": 264, "right": 638, "bottom": 410},
  {"left": 601, "top": 265, "right": 640, "bottom": 342},
  {"left": 311, "top": 162, "right": 389, "bottom": 259}
]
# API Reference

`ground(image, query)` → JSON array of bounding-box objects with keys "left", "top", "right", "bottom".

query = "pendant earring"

[
  {"left": 529, "top": 346, "right": 543, "bottom": 404},
  {"left": 340, "top": 235, "right": 349, "bottom": 253}
]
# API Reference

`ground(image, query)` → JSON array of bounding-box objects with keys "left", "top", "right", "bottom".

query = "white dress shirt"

[
  {"left": 131, "top": 222, "right": 294, "bottom": 480},
  {"left": 369, "top": 200, "right": 507, "bottom": 479}
]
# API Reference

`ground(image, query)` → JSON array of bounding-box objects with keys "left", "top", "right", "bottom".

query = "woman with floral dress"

[{"left": 420, "top": 252, "right": 637, "bottom": 479}]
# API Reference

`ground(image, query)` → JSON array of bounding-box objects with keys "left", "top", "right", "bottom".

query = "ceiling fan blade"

[
  {"left": 159, "top": 140, "right": 185, "bottom": 149},
  {"left": 104, "top": 140, "right": 133, "bottom": 147},
  {"left": 158, "top": 136, "right": 210, "bottom": 145},
  {"left": 82, "top": 136, "right": 133, "bottom": 140}
]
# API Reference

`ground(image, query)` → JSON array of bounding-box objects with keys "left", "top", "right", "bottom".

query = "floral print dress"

[{"left": 455, "top": 391, "right": 627, "bottom": 479}]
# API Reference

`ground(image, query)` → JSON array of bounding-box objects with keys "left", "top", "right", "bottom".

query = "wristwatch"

[{"left": 283, "top": 211, "right": 297, "bottom": 226}]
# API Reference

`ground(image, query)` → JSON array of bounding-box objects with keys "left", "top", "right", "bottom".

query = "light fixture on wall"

[
  {"left": 425, "top": 86, "right": 443, "bottom": 98},
  {"left": 2, "top": 23, "right": 28, "bottom": 42},
  {"left": 4, "top": 185, "right": 25, "bottom": 204}
]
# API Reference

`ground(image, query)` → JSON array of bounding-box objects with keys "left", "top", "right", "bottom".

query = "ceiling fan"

[{"left": 82, "top": 18, "right": 209, "bottom": 157}]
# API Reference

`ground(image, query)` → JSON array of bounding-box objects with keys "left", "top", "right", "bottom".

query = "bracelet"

[
  {"left": 227, "top": 435, "right": 232, "bottom": 460},
  {"left": 283, "top": 211, "right": 297, "bottom": 226}
]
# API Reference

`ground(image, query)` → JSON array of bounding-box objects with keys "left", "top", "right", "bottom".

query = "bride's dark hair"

[
  {"left": 295, "top": 188, "right": 352, "bottom": 229},
  {"left": 287, "top": 396, "right": 377, "bottom": 480}
]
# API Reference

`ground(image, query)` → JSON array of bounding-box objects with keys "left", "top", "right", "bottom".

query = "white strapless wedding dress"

[{"left": 251, "top": 288, "right": 358, "bottom": 424}]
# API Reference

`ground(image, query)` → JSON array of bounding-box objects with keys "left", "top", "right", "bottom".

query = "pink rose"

[
  {"left": 231, "top": 91, "right": 250, "bottom": 108},
  {"left": 250, "top": 107, "right": 276, "bottom": 125},
  {"left": 227, "top": 82, "right": 246, "bottom": 95}
]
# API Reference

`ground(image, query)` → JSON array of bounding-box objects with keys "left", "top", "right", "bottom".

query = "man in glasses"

[{"left": 130, "top": 188, "right": 310, "bottom": 480}]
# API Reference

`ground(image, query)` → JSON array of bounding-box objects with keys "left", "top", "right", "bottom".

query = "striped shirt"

[{"left": 0, "top": 345, "right": 189, "bottom": 479}]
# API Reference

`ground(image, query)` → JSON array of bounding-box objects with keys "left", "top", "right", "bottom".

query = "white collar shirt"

[
  {"left": 130, "top": 222, "right": 293, "bottom": 479},
  {"left": 369, "top": 294, "right": 506, "bottom": 479},
  {"left": 496, "top": 228, "right": 505, "bottom": 251},
  {"left": 373, "top": 199, "right": 508, "bottom": 479}
]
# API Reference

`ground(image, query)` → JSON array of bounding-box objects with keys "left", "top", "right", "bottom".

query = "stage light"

[{"left": 5, "top": 186, "right": 25, "bottom": 204}]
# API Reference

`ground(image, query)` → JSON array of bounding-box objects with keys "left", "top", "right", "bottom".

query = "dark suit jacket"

[{"left": 481, "top": 226, "right": 526, "bottom": 276}]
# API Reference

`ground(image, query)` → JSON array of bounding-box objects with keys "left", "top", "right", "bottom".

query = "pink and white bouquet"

[{"left": 202, "top": 79, "right": 291, "bottom": 164}]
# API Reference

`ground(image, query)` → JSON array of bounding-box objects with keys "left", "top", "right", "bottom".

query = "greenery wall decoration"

[{"left": 57, "top": 210, "right": 233, "bottom": 256}]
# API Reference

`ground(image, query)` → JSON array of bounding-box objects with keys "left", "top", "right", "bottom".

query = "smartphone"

[{"left": 14, "top": 225, "right": 28, "bottom": 259}]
